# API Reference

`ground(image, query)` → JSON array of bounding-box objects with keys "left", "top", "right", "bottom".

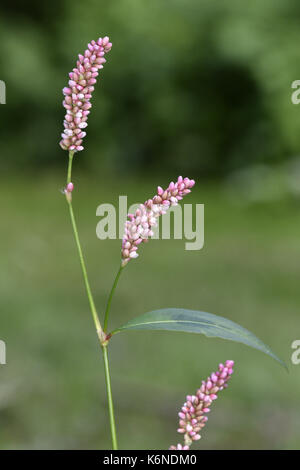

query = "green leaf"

[{"left": 111, "top": 308, "right": 286, "bottom": 368}]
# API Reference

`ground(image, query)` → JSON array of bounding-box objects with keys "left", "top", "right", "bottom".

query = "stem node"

[{"left": 99, "top": 329, "right": 110, "bottom": 346}]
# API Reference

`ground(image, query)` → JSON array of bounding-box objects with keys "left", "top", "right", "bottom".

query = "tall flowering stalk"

[
  {"left": 59, "top": 36, "right": 280, "bottom": 451},
  {"left": 170, "top": 360, "right": 234, "bottom": 450},
  {"left": 61, "top": 36, "right": 118, "bottom": 449}
]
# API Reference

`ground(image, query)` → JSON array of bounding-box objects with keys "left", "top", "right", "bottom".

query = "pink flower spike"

[
  {"left": 169, "top": 361, "right": 234, "bottom": 449},
  {"left": 121, "top": 176, "right": 195, "bottom": 266},
  {"left": 60, "top": 37, "right": 112, "bottom": 153}
]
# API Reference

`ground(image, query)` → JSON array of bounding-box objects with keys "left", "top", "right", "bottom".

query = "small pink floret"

[{"left": 66, "top": 182, "right": 74, "bottom": 193}]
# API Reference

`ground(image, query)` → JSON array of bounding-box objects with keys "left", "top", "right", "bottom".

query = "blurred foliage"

[{"left": 1, "top": 0, "right": 300, "bottom": 177}]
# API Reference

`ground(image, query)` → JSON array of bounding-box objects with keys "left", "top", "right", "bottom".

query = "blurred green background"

[{"left": 0, "top": 0, "right": 300, "bottom": 450}]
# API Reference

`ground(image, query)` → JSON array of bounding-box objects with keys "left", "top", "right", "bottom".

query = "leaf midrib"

[{"left": 115, "top": 318, "right": 260, "bottom": 343}]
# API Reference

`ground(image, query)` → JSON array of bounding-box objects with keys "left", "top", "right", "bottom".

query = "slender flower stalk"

[
  {"left": 103, "top": 265, "right": 123, "bottom": 332},
  {"left": 60, "top": 38, "right": 118, "bottom": 450},
  {"left": 64, "top": 150, "right": 103, "bottom": 337},
  {"left": 64, "top": 152, "right": 117, "bottom": 449},
  {"left": 169, "top": 360, "right": 234, "bottom": 450},
  {"left": 121, "top": 176, "right": 195, "bottom": 266}
]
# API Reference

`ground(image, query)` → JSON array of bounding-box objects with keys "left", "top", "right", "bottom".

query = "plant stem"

[
  {"left": 68, "top": 201, "right": 102, "bottom": 334},
  {"left": 66, "top": 151, "right": 102, "bottom": 334},
  {"left": 102, "top": 345, "right": 118, "bottom": 449},
  {"left": 104, "top": 265, "right": 123, "bottom": 332},
  {"left": 67, "top": 151, "right": 74, "bottom": 184},
  {"left": 65, "top": 151, "right": 118, "bottom": 449}
]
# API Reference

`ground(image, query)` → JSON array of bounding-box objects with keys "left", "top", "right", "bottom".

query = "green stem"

[
  {"left": 68, "top": 201, "right": 102, "bottom": 334},
  {"left": 66, "top": 151, "right": 102, "bottom": 334},
  {"left": 67, "top": 151, "right": 74, "bottom": 184},
  {"left": 65, "top": 151, "right": 118, "bottom": 449},
  {"left": 104, "top": 265, "right": 123, "bottom": 332},
  {"left": 102, "top": 345, "right": 118, "bottom": 449}
]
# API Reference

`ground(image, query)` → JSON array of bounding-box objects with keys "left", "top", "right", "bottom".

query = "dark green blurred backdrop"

[{"left": 0, "top": 0, "right": 300, "bottom": 449}]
